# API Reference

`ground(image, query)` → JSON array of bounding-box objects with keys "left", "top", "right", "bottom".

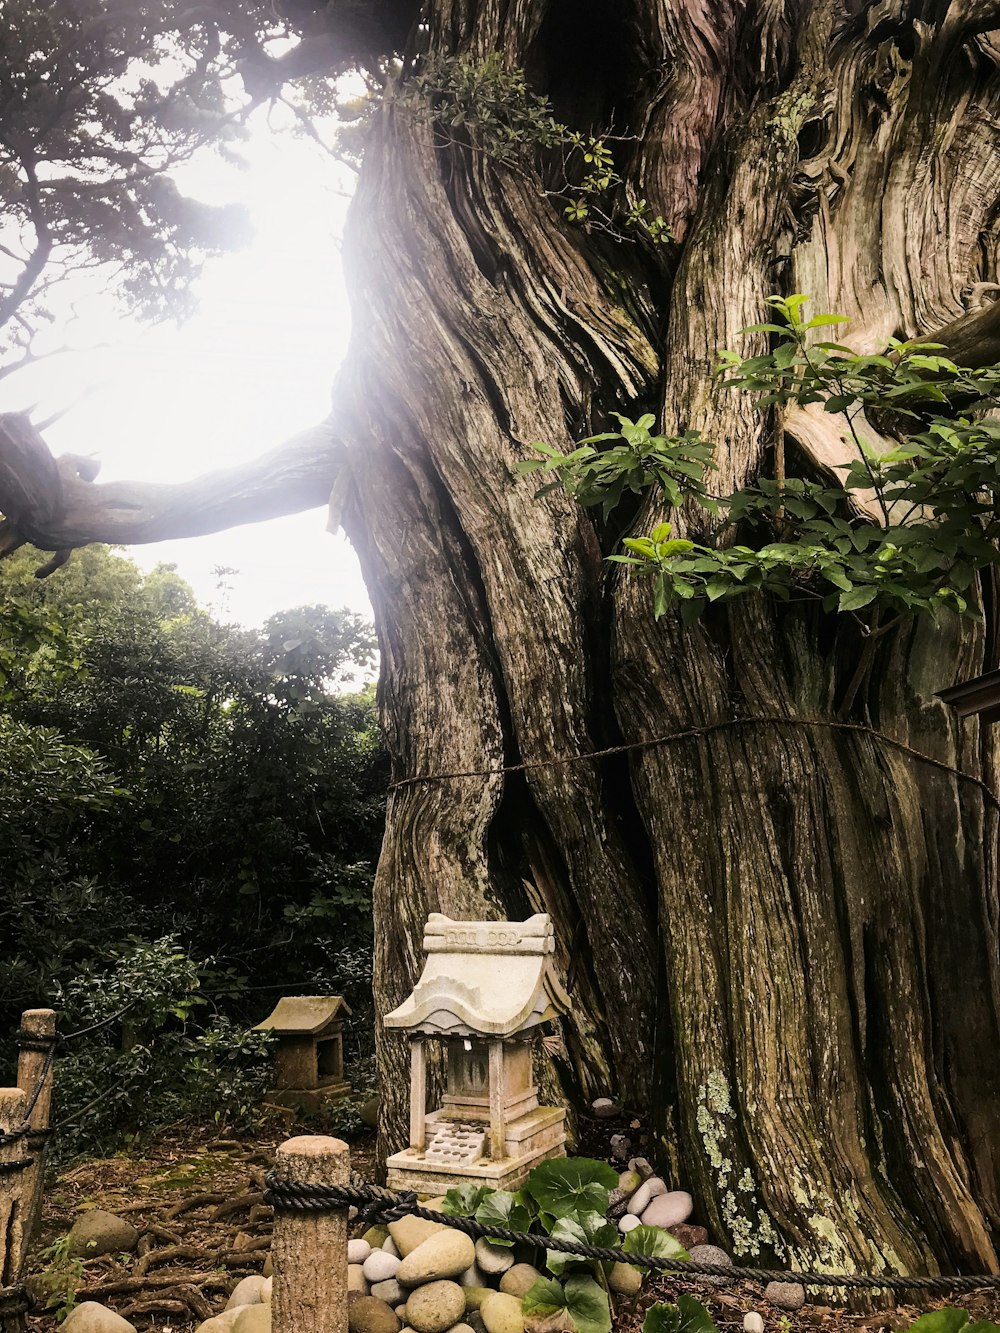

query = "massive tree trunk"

[
  {"left": 4, "top": 0, "right": 1000, "bottom": 1281},
  {"left": 333, "top": 0, "right": 1000, "bottom": 1278}
]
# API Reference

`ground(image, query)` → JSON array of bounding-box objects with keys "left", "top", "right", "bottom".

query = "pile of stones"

[
  {"left": 347, "top": 1213, "right": 542, "bottom": 1333},
  {"left": 610, "top": 1158, "right": 804, "bottom": 1315},
  {"left": 609, "top": 1156, "right": 733, "bottom": 1276},
  {"left": 195, "top": 1274, "right": 273, "bottom": 1331}
]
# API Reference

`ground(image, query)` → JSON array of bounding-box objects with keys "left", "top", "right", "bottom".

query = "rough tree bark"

[{"left": 3, "top": 0, "right": 1000, "bottom": 1277}]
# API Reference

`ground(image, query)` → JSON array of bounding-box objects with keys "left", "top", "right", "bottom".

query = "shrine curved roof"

[
  {"left": 383, "top": 914, "right": 571, "bottom": 1037},
  {"left": 254, "top": 995, "right": 351, "bottom": 1035}
]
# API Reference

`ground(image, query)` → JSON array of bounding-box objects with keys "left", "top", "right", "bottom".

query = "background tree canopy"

[{"left": 0, "top": 544, "right": 385, "bottom": 1154}]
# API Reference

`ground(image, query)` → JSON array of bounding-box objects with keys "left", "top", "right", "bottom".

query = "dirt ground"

[
  {"left": 24, "top": 1122, "right": 377, "bottom": 1330},
  {"left": 22, "top": 1123, "right": 1000, "bottom": 1332}
]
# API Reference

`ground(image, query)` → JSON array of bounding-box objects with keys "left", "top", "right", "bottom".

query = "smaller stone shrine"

[
  {"left": 384, "top": 913, "right": 569, "bottom": 1194},
  {"left": 254, "top": 996, "right": 351, "bottom": 1111}
]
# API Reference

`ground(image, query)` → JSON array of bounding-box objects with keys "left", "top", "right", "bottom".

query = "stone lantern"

[
  {"left": 384, "top": 913, "right": 570, "bottom": 1193},
  {"left": 254, "top": 996, "right": 352, "bottom": 1111}
]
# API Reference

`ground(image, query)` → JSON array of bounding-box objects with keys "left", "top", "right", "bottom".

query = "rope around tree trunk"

[{"left": 263, "top": 1175, "right": 1000, "bottom": 1295}]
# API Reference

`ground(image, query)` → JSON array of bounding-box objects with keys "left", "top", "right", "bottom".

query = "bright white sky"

[{"left": 0, "top": 111, "right": 372, "bottom": 629}]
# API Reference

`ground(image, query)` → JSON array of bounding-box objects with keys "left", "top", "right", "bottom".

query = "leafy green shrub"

[
  {"left": 0, "top": 548, "right": 385, "bottom": 1129},
  {"left": 32, "top": 1234, "right": 85, "bottom": 1322},
  {"left": 521, "top": 296, "right": 1000, "bottom": 628},
  {"left": 51, "top": 936, "right": 274, "bottom": 1163},
  {"left": 642, "top": 1296, "right": 719, "bottom": 1333},
  {"left": 904, "top": 1313, "right": 1000, "bottom": 1333},
  {"left": 443, "top": 1157, "right": 687, "bottom": 1333},
  {"left": 405, "top": 54, "right": 671, "bottom": 244}
]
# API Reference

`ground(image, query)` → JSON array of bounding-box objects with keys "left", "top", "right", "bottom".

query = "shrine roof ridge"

[
  {"left": 423, "top": 913, "right": 554, "bottom": 956},
  {"left": 254, "top": 995, "right": 352, "bottom": 1035}
]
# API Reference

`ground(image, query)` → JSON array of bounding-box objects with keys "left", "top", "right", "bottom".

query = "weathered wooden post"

[
  {"left": 271, "top": 1135, "right": 349, "bottom": 1333},
  {"left": 0, "top": 1009, "right": 56, "bottom": 1333},
  {"left": 14, "top": 1010, "right": 56, "bottom": 1277},
  {"left": 0, "top": 1087, "right": 30, "bottom": 1333}
]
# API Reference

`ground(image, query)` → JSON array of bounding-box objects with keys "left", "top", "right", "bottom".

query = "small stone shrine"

[
  {"left": 384, "top": 912, "right": 570, "bottom": 1193},
  {"left": 254, "top": 996, "right": 351, "bottom": 1111}
]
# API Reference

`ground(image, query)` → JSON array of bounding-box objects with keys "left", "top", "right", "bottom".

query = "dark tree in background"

[
  {"left": 0, "top": 545, "right": 384, "bottom": 1043},
  {"left": 3, "top": 0, "right": 1000, "bottom": 1274}
]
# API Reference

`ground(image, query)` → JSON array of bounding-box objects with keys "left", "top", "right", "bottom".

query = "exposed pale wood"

[
  {"left": 271, "top": 1136, "right": 348, "bottom": 1333},
  {"left": 0, "top": 1088, "right": 29, "bottom": 1333},
  {"left": 488, "top": 1039, "right": 506, "bottom": 1161},
  {"left": 409, "top": 1039, "right": 427, "bottom": 1151}
]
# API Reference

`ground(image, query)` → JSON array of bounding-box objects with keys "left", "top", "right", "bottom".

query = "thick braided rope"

[
  {"left": 0, "top": 1284, "right": 29, "bottom": 1316},
  {"left": 0, "top": 1156, "right": 33, "bottom": 1176},
  {"left": 263, "top": 1177, "right": 1000, "bottom": 1295}
]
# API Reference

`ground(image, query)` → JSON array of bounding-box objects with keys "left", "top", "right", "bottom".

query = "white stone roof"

[
  {"left": 383, "top": 914, "right": 571, "bottom": 1037},
  {"left": 254, "top": 995, "right": 351, "bottom": 1035}
]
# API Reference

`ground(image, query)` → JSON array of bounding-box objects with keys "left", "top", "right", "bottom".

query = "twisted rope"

[
  {"left": 263, "top": 1176, "right": 1000, "bottom": 1295},
  {"left": 0, "top": 1284, "right": 29, "bottom": 1317},
  {"left": 386, "top": 715, "right": 1000, "bottom": 816},
  {"left": 0, "top": 1041, "right": 57, "bottom": 1150},
  {"left": 0, "top": 1156, "right": 33, "bottom": 1176},
  {"left": 0, "top": 1001, "right": 135, "bottom": 1150}
]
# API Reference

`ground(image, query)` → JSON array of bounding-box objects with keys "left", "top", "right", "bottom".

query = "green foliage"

[
  {"left": 406, "top": 54, "right": 671, "bottom": 247},
  {"left": 411, "top": 54, "right": 568, "bottom": 162},
  {"left": 526, "top": 1156, "right": 620, "bottom": 1218},
  {"left": 34, "top": 1234, "right": 85, "bottom": 1322},
  {"left": 623, "top": 1224, "right": 689, "bottom": 1261},
  {"left": 474, "top": 1189, "right": 535, "bottom": 1246},
  {"left": 443, "top": 1156, "right": 681, "bottom": 1331},
  {"left": 441, "top": 1183, "right": 496, "bottom": 1216},
  {"left": 907, "top": 1313, "right": 1000, "bottom": 1333},
  {"left": 52, "top": 936, "right": 276, "bottom": 1161},
  {"left": 518, "top": 417, "right": 715, "bottom": 521},
  {"left": 522, "top": 296, "right": 1000, "bottom": 629},
  {"left": 0, "top": 546, "right": 386, "bottom": 1156},
  {"left": 643, "top": 1296, "right": 720, "bottom": 1333},
  {"left": 522, "top": 1273, "right": 612, "bottom": 1333},
  {"left": 545, "top": 1211, "right": 619, "bottom": 1276}
]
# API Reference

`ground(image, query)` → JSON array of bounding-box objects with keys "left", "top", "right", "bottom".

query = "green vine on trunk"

[
  {"left": 402, "top": 54, "right": 671, "bottom": 245},
  {"left": 519, "top": 294, "right": 1000, "bottom": 629}
]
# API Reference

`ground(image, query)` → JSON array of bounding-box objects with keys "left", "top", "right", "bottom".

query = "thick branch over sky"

[{"left": 0, "top": 412, "right": 340, "bottom": 568}]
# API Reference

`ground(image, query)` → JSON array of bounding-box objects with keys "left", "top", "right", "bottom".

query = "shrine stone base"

[
  {"left": 386, "top": 1105, "right": 566, "bottom": 1195},
  {"left": 265, "top": 1079, "right": 351, "bottom": 1114}
]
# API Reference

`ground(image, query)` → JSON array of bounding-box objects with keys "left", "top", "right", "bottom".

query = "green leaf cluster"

[
  {"left": 522, "top": 296, "right": 1000, "bottom": 628},
  {"left": 405, "top": 55, "right": 671, "bottom": 247},
  {"left": 442, "top": 1157, "right": 687, "bottom": 1333},
  {"left": 0, "top": 545, "right": 386, "bottom": 1158},
  {"left": 518, "top": 415, "right": 715, "bottom": 522},
  {"left": 904, "top": 1311, "right": 1000, "bottom": 1333},
  {"left": 643, "top": 1296, "right": 720, "bottom": 1333}
]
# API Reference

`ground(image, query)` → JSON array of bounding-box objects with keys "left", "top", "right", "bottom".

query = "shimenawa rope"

[{"left": 263, "top": 1175, "right": 1000, "bottom": 1295}]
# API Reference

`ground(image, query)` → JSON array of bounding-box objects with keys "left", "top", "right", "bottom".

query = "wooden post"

[
  {"left": 13, "top": 1010, "right": 56, "bottom": 1281},
  {"left": 409, "top": 1038, "right": 427, "bottom": 1151},
  {"left": 488, "top": 1038, "right": 507, "bottom": 1161},
  {"left": 271, "top": 1136, "right": 349, "bottom": 1333},
  {"left": 0, "top": 1087, "right": 30, "bottom": 1333}
]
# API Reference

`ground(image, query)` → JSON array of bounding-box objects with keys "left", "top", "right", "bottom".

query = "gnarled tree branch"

[{"left": 0, "top": 411, "right": 343, "bottom": 573}]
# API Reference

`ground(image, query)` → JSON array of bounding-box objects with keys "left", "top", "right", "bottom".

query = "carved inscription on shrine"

[{"left": 442, "top": 924, "right": 521, "bottom": 950}]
